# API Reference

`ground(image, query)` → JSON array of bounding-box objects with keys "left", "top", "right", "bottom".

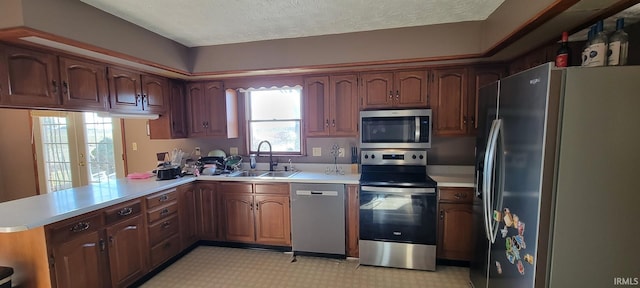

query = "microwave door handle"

[{"left": 415, "top": 117, "right": 420, "bottom": 142}]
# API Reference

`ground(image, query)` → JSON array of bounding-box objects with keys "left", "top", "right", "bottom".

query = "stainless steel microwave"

[{"left": 360, "top": 109, "right": 432, "bottom": 149}]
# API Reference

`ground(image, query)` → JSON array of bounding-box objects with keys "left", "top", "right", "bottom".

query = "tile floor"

[{"left": 140, "top": 246, "right": 471, "bottom": 288}]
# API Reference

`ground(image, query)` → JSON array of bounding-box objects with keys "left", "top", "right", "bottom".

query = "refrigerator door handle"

[
  {"left": 488, "top": 119, "right": 504, "bottom": 244},
  {"left": 482, "top": 119, "right": 499, "bottom": 241}
]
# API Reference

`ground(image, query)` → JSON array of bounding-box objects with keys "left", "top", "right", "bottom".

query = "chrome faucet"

[{"left": 257, "top": 140, "right": 277, "bottom": 171}]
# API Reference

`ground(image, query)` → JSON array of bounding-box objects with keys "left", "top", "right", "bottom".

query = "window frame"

[{"left": 245, "top": 87, "right": 304, "bottom": 156}]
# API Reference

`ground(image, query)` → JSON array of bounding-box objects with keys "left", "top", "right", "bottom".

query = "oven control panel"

[{"left": 360, "top": 150, "right": 427, "bottom": 166}]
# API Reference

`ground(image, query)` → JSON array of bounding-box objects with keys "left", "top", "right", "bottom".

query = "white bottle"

[
  {"left": 582, "top": 26, "right": 595, "bottom": 67},
  {"left": 608, "top": 18, "right": 628, "bottom": 66},
  {"left": 588, "top": 20, "right": 608, "bottom": 67}
]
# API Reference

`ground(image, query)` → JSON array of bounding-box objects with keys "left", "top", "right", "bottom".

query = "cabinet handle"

[
  {"left": 455, "top": 192, "right": 467, "bottom": 199},
  {"left": 463, "top": 116, "right": 467, "bottom": 125},
  {"left": 164, "top": 241, "right": 172, "bottom": 249},
  {"left": 325, "top": 119, "right": 329, "bottom": 127},
  {"left": 389, "top": 91, "right": 393, "bottom": 99},
  {"left": 62, "top": 81, "right": 68, "bottom": 95},
  {"left": 70, "top": 222, "right": 90, "bottom": 232},
  {"left": 172, "top": 121, "right": 176, "bottom": 129},
  {"left": 52, "top": 80, "right": 58, "bottom": 94},
  {"left": 471, "top": 116, "right": 476, "bottom": 126},
  {"left": 108, "top": 236, "right": 113, "bottom": 246},
  {"left": 440, "top": 209, "right": 444, "bottom": 220},
  {"left": 332, "top": 119, "right": 336, "bottom": 127},
  {"left": 118, "top": 207, "right": 133, "bottom": 216},
  {"left": 160, "top": 208, "right": 169, "bottom": 216},
  {"left": 256, "top": 202, "right": 260, "bottom": 210},
  {"left": 162, "top": 221, "right": 171, "bottom": 229},
  {"left": 136, "top": 94, "right": 142, "bottom": 103},
  {"left": 395, "top": 90, "right": 399, "bottom": 101},
  {"left": 250, "top": 202, "right": 253, "bottom": 210},
  {"left": 159, "top": 194, "right": 169, "bottom": 202},
  {"left": 99, "top": 239, "right": 106, "bottom": 252}
]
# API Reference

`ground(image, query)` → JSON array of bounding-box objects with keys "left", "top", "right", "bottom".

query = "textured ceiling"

[{"left": 80, "top": 0, "right": 505, "bottom": 47}]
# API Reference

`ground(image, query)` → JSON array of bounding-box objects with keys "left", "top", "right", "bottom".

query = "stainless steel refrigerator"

[{"left": 470, "top": 63, "right": 640, "bottom": 288}]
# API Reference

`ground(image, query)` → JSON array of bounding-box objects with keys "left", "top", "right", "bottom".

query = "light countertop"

[
  {"left": 428, "top": 165, "right": 475, "bottom": 188},
  {"left": 0, "top": 171, "right": 359, "bottom": 233}
]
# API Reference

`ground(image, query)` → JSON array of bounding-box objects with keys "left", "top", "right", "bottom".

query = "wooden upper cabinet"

[
  {"left": 0, "top": 45, "right": 60, "bottom": 107},
  {"left": 330, "top": 74, "right": 358, "bottom": 137},
  {"left": 432, "top": 67, "right": 469, "bottom": 136},
  {"left": 186, "top": 81, "right": 238, "bottom": 138},
  {"left": 141, "top": 74, "right": 168, "bottom": 114},
  {"left": 204, "top": 81, "right": 227, "bottom": 137},
  {"left": 108, "top": 67, "right": 142, "bottom": 112},
  {"left": 148, "top": 80, "right": 187, "bottom": 139},
  {"left": 107, "top": 67, "right": 168, "bottom": 114},
  {"left": 304, "top": 76, "right": 330, "bottom": 136},
  {"left": 59, "top": 56, "right": 108, "bottom": 111},
  {"left": 304, "top": 74, "right": 358, "bottom": 137},
  {"left": 395, "top": 70, "right": 428, "bottom": 108},
  {"left": 360, "top": 72, "right": 394, "bottom": 109},
  {"left": 469, "top": 66, "right": 504, "bottom": 135},
  {"left": 186, "top": 82, "right": 207, "bottom": 137},
  {"left": 360, "top": 70, "right": 428, "bottom": 110}
]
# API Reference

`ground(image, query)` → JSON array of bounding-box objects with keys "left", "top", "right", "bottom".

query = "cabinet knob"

[
  {"left": 463, "top": 116, "right": 467, "bottom": 125},
  {"left": 62, "top": 81, "right": 68, "bottom": 95},
  {"left": 332, "top": 119, "right": 336, "bottom": 127},
  {"left": 440, "top": 209, "right": 444, "bottom": 220},
  {"left": 325, "top": 119, "right": 329, "bottom": 127},
  {"left": 52, "top": 80, "right": 58, "bottom": 94},
  {"left": 395, "top": 90, "right": 399, "bottom": 101},
  {"left": 389, "top": 91, "right": 393, "bottom": 99}
]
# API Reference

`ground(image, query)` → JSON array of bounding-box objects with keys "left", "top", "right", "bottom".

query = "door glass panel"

[
  {"left": 83, "top": 112, "right": 116, "bottom": 184},
  {"left": 39, "top": 116, "right": 73, "bottom": 192}
]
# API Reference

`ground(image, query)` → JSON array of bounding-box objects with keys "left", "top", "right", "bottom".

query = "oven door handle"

[{"left": 361, "top": 186, "right": 435, "bottom": 194}]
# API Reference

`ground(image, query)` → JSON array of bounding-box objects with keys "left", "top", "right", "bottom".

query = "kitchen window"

[{"left": 247, "top": 87, "right": 302, "bottom": 154}]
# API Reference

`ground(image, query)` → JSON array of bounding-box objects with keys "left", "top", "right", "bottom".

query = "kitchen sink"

[{"left": 227, "top": 170, "right": 299, "bottom": 178}]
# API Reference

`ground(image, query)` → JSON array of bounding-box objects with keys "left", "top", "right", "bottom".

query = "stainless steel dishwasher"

[{"left": 290, "top": 183, "right": 345, "bottom": 258}]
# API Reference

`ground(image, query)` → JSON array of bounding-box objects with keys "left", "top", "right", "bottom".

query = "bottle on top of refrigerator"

[
  {"left": 555, "top": 32, "right": 571, "bottom": 67},
  {"left": 582, "top": 26, "right": 596, "bottom": 67},
  {"left": 588, "top": 20, "right": 608, "bottom": 66},
  {"left": 608, "top": 18, "right": 628, "bottom": 66}
]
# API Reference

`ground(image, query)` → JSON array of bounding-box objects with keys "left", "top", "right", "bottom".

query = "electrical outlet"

[
  {"left": 132, "top": 142, "right": 137, "bottom": 151},
  {"left": 195, "top": 147, "right": 201, "bottom": 156},
  {"left": 230, "top": 147, "right": 238, "bottom": 155},
  {"left": 312, "top": 147, "right": 322, "bottom": 156},
  {"left": 338, "top": 148, "right": 345, "bottom": 157}
]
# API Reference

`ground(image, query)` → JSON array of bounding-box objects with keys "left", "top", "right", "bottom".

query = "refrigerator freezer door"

[{"left": 487, "top": 63, "right": 554, "bottom": 288}]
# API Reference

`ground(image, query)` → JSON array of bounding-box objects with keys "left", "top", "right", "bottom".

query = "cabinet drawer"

[
  {"left": 146, "top": 189, "right": 177, "bottom": 209},
  {"left": 47, "top": 212, "right": 103, "bottom": 244},
  {"left": 148, "top": 214, "right": 179, "bottom": 247},
  {"left": 439, "top": 187, "right": 473, "bottom": 203},
  {"left": 150, "top": 234, "right": 181, "bottom": 268},
  {"left": 255, "top": 183, "right": 289, "bottom": 195},
  {"left": 147, "top": 201, "right": 178, "bottom": 223},
  {"left": 219, "top": 182, "right": 252, "bottom": 193},
  {"left": 104, "top": 199, "right": 142, "bottom": 226}
]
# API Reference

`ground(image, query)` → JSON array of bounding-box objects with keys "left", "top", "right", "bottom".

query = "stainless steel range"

[{"left": 358, "top": 149, "right": 438, "bottom": 271}]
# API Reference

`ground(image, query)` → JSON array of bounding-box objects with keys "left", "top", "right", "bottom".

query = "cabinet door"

[
  {"left": 141, "top": 74, "right": 168, "bottom": 113},
  {"left": 106, "top": 215, "right": 147, "bottom": 288},
  {"left": 204, "top": 81, "right": 227, "bottom": 137},
  {"left": 304, "top": 76, "right": 330, "bottom": 137},
  {"left": 330, "top": 74, "right": 359, "bottom": 137},
  {"left": 51, "top": 230, "right": 109, "bottom": 288},
  {"left": 360, "top": 72, "right": 393, "bottom": 109},
  {"left": 108, "top": 67, "right": 142, "bottom": 112},
  {"left": 469, "top": 66, "right": 504, "bottom": 135},
  {"left": 197, "top": 183, "right": 218, "bottom": 240},
  {"left": 346, "top": 185, "right": 359, "bottom": 257},
  {"left": 186, "top": 83, "right": 208, "bottom": 137},
  {"left": 432, "top": 68, "right": 468, "bottom": 136},
  {"left": 59, "top": 56, "right": 108, "bottom": 110},
  {"left": 222, "top": 193, "right": 255, "bottom": 243},
  {"left": 169, "top": 81, "right": 188, "bottom": 138},
  {"left": 437, "top": 203, "right": 473, "bottom": 261},
  {"left": 1, "top": 45, "right": 60, "bottom": 107},
  {"left": 179, "top": 183, "right": 198, "bottom": 248},
  {"left": 395, "top": 70, "right": 428, "bottom": 108},
  {"left": 254, "top": 195, "right": 291, "bottom": 246}
]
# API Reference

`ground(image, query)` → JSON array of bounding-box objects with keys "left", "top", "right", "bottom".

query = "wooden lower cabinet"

[
  {"left": 345, "top": 184, "right": 359, "bottom": 257},
  {"left": 105, "top": 215, "right": 147, "bottom": 288},
  {"left": 254, "top": 195, "right": 291, "bottom": 246},
  {"left": 196, "top": 183, "right": 218, "bottom": 240},
  {"left": 220, "top": 182, "right": 291, "bottom": 246},
  {"left": 146, "top": 189, "right": 181, "bottom": 269},
  {"left": 179, "top": 183, "right": 198, "bottom": 248},
  {"left": 50, "top": 229, "right": 109, "bottom": 288},
  {"left": 437, "top": 187, "right": 473, "bottom": 261}
]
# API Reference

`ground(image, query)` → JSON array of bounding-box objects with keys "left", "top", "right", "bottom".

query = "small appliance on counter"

[{"left": 155, "top": 164, "right": 181, "bottom": 180}]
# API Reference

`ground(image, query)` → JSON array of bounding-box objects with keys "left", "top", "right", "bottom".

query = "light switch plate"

[
  {"left": 230, "top": 147, "right": 238, "bottom": 155},
  {"left": 132, "top": 142, "right": 137, "bottom": 151},
  {"left": 195, "top": 147, "right": 201, "bottom": 156},
  {"left": 312, "top": 147, "right": 322, "bottom": 156}
]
